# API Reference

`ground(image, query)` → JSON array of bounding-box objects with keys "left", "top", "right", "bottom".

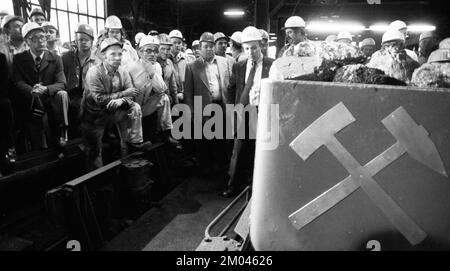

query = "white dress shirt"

[{"left": 245, "top": 53, "right": 263, "bottom": 106}]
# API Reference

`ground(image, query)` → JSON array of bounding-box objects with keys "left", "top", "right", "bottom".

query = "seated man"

[
  {"left": 81, "top": 37, "right": 150, "bottom": 170},
  {"left": 13, "top": 22, "right": 68, "bottom": 150},
  {"left": 125, "top": 35, "right": 180, "bottom": 147}
]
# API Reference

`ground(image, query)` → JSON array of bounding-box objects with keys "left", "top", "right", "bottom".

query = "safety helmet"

[
  {"left": 148, "top": 30, "right": 159, "bottom": 36},
  {"left": 229, "top": 31, "right": 242, "bottom": 44},
  {"left": 325, "top": 34, "right": 337, "bottom": 42},
  {"left": 259, "top": 29, "right": 269, "bottom": 40},
  {"left": 439, "top": 38, "right": 450, "bottom": 49},
  {"left": 105, "top": 15, "right": 122, "bottom": 29},
  {"left": 158, "top": 33, "right": 172, "bottom": 45},
  {"left": 75, "top": 23, "right": 94, "bottom": 39},
  {"left": 427, "top": 48, "right": 450, "bottom": 63},
  {"left": 361, "top": 38, "right": 376, "bottom": 48},
  {"left": 185, "top": 48, "right": 193, "bottom": 55},
  {"left": 389, "top": 20, "right": 407, "bottom": 31},
  {"left": 30, "top": 7, "right": 45, "bottom": 19},
  {"left": 0, "top": 10, "right": 9, "bottom": 16},
  {"left": 241, "top": 26, "right": 262, "bottom": 43},
  {"left": 214, "top": 32, "right": 227, "bottom": 43},
  {"left": 41, "top": 21, "right": 57, "bottom": 31},
  {"left": 169, "top": 29, "right": 183, "bottom": 40},
  {"left": 192, "top": 40, "right": 200, "bottom": 47},
  {"left": 382, "top": 29, "right": 405, "bottom": 44},
  {"left": 336, "top": 31, "right": 352, "bottom": 42},
  {"left": 199, "top": 32, "right": 215, "bottom": 44},
  {"left": 22, "top": 22, "right": 44, "bottom": 39},
  {"left": 135, "top": 32, "right": 146, "bottom": 45},
  {"left": 100, "top": 37, "right": 123, "bottom": 52},
  {"left": 1, "top": 15, "right": 23, "bottom": 29},
  {"left": 282, "top": 16, "right": 306, "bottom": 29},
  {"left": 139, "top": 35, "right": 159, "bottom": 48}
]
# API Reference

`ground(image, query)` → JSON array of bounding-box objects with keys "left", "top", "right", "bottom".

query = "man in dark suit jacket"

[
  {"left": 13, "top": 22, "right": 68, "bottom": 150},
  {"left": 222, "top": 26, "right": 274, "bottom": 197},
  {"left": 184, "top": 32, "right": 232, "bottom": 175}
]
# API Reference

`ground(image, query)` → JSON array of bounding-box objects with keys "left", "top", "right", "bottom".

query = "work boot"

[
  {"left": 221, "top": 186, "right": 237, "bottom": 198},
  {"left": 59, "top": 127, "right": 68, "bottom": 147},
  {"left": 161, "top": 130, "right": 182, "bottom": 150}
]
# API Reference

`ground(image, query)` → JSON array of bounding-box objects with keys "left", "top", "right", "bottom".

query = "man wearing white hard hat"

[
  {"left": 360, "top": 37, "right": 376, "bottom": 58},
  {"left": 0, "top": 10, "right": 10, "bottom": 44},
  {"left": 192, "top": 39, "right": 200, "bottom": 59},
  {"left": 184, "top": 32, "right": 232, "bottom": 176},
  {"left": 367, "top": 29, "right": 419, "bottom": 83},
  {"left": 388, "top": 20, "right": 418, "bottom": 62},
  {"left": 29, "top": 8, "right": 46, "bottom": 26},
  {"left": 157, "top": 33, "right": 180, "bottom": 105},
  {"left": 168, "top": 29, "right": 194, "bottom": 101},
  {"left": 104, "top": 15, "right": 138, "bottom": 66},
  {"left": 214, "top": 32, "right": 235, "bottom": 70},
  {"left": 134, "top": 32, "right": 146, "bottom": 48},
  {"left": 411, "top": 48, "right": 450, "bottom": 88},
  {"left": 229, "top": 31, "right": 246, "bottom": 62},
  {"left": 222, "top": 26, "right": 274, "bottom": 198},
  {"left": 325, "top": 34, "right": 337, "bottom": 42},
  {"left": 42, "top": 21, "right": 67, "bottom": 56},
  {"left": 13, "top": 22, "right": 69, "bottom": 150},
  {"left": 279, "top": 15, "right": 308, "bottom": 58},
  {"left": 0, "top": 10, "right": 9, "bottom": 22},
  {"left": 0, "top": 15, "right": 27, "bottom": 73},
  {"left": 81, "top": 37, "right": 152, "bottom": 170},
  {"left": 125, "top": 35, "right": 181, "bottom": 148},
  {"left": 418, "top": 31, "right": 438, "bottom": 65}
]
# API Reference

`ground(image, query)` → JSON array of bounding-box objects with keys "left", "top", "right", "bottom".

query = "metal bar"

[
  {"left": 64, "top": 160, "right": 121, "bottom": 188},
  {"left": 204, "top": 186, "right": 250, "bottom": 239},
  {"left": 218, "top": 200, "right": 248, "bottom": 237}
]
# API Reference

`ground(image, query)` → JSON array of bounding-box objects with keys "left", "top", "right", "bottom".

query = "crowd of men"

[{"left": 0, "top": 8, "right": 448, "bottom": 197}]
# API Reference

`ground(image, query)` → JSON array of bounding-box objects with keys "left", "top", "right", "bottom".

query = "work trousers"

[
  {"left": 81, "top": 102, "right": 143, "bottom": 170},
  {"left": 28, "top": 90, "right": 69, "bottom": 150},
  {"left": 140, "top": 92, "right": 173, "bottom": 131}
]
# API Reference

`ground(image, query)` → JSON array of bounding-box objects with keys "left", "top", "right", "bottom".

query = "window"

[
  {"left": 2, "top": 0, "right": 15, "bottom": 15},
  {"left": 27, "top": 0, "right": 107, "bottom": 43}
]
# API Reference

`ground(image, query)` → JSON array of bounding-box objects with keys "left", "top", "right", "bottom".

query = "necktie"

[
  {"left": 240, "top": 60, "right": 257, "bottom": 105},
  {"left": 35, "top": 56, "right": 41, "bottom": 71}
]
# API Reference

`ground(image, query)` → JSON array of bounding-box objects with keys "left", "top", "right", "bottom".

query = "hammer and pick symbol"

[{"left": 289, "top": 102, "right": 447, "bottom": 246}]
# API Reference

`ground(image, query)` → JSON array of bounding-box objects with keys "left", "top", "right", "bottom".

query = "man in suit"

[
  {"left": 222, "top": 26, "right": 274, "bottom": 197},
  {"left": 13, "top": 22, "right": 68, "bottom": 151},
  {"left": 184, "top": 32, "right": 232, "bottom": 176}
]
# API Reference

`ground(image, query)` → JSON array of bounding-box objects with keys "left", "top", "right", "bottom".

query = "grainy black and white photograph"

[{"left": 0, "top": 0, "right": 449, "bottom": 256}]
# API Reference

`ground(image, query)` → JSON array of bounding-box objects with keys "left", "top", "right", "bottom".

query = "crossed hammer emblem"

[{"left": 289, "top": 102, "right": 447, "bottom": 246}]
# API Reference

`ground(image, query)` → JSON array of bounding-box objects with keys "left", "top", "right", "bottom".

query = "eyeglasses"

[
  {"left": 76, "top": 38, "right": 92, "bottom": 43},
  {"left": 30, "top": 35, "right": 47, "bottom": 42},
  {"left": 141, "top": 49, "right": 159, "bottom": 54}
]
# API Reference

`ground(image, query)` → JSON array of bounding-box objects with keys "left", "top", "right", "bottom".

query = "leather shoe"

[
  {"left": 5, "top": 148, "right": 17, "bottom": 164},
  {"left": 221, "top": 187, "right": 237, "bottom": 198}
]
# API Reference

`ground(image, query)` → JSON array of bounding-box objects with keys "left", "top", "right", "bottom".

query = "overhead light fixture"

[
  {"left": 407, "top": 24, "right": 436, "bottom": 32},
  {"left": 369, "top": 24, "right": 389, "bottom": 32},
  {"left": 224, "top": 9, "right": 244, "bottom": 17},
  {"left": 306, "top": 21, "right": 365, "bottom": 32}
]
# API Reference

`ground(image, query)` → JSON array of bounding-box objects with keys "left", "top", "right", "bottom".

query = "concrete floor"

[{"left": 102, "top": 175, "right": 236, "bottom": 251}]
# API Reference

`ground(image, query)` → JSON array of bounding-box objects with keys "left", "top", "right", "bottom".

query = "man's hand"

[
  {"left": 106, "top": 98, "right": 124, "bottom": 111},
  {"left": 121, "top": 88, "right": 141, "bottom": 98},
  {"left": 31, "top": 84, "right": 48, "bottom": 96},
  {"left": 176, "top": 92, "right": 184, "bottom": 101}
]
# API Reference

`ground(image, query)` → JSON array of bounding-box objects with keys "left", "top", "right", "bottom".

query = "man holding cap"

[
  {"left": 222, "top": 26, "right": 274, "bottom": 197},
  {"left": 184, "top": 32, "right": 232, "bottom": 176},
  {"left": 62, "top": 23, "right": 98, "bottom": 137},
  {"left": 29, "top": 8, "right": 46, "bottom": 26},
  {"left": 13, "top": 22, "right": 68, "bottom": 150},
  {"left": 81, "top": 37, "right": 150, "bottom": 170}
]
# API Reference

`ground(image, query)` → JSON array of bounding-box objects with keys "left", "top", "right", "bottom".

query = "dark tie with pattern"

[
  {"left": 35, "top": 56, "right": 41, "bottom": 71},
  {"left": 239, "top": 60, "right": 256, "bottom": 105}
]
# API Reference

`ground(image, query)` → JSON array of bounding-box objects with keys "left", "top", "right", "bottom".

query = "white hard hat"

[
  {"left": 382, "top": 29, "right": 405, "bottom": 44},
  {"left": 169, "top": 29, "right": 183, "bottom": 40},
  {"left": 439, "top": 38, "right": 450, "bottom": 49},
  {"left": 259, "top": 29, "right": 269, "bottom": 40},
  {"left": 135, "top": 32, "right": 146, "bottom": 44},
  {"left": 22, "top": 22, "right": 44, "bottom": 39},
  {"left": 389, "top": 20, "right": 407, "bottom": 31},
  {"left": 282, "top": 16, "right": 306, "bottom": 29},
  {"left": 428, "top": 48, "right": 450, "bottom": 63},
  {"left": 325, "top": 34, "right": 337, "bottom": 42},
  {"left": 419, "top": 31, "right": 434, "bottom": 42},
  {"left": 1, "top": 15, "right": 23, "bottom": 29},
  {"left": 336, "top": 31, "right": 352, "bottom": 42},
  {"left": 41, "top": 21, "right": 57, "bottom": 31},
  {"left": 229, "top": 31, "right": 242, "bottom": 44},
  {"left": 361, "top": 38, "right": 376, "bottom": 48},
  {"left": 0, "top": 10, "right": 9, "bottom": 16},
  {"left": 241, "top": 26, "right": 262, "bottom": 43},
  {"left": 139, "top": 35, "right": 159, "bottom": 48},
  {"left": 186, "top": 48, "right": 193, "bottom": 55},
  {"left": 105, "top": 15, "right": 122, "bottom": 29},
  {"left": 192, "top": 40, "right": 200, "bottom": 47}
]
